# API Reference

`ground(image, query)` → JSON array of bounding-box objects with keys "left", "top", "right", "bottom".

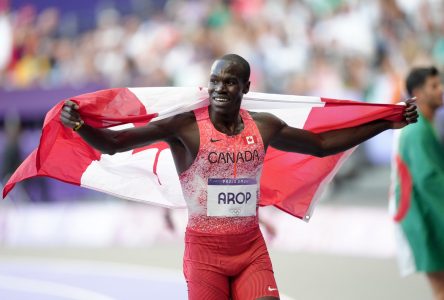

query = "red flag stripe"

[{"left": 393, "top": 155, "right": 412, "bottom": 222}]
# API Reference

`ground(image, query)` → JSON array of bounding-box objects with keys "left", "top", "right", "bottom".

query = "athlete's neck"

[{"left": 209, "top": 106, "right": 244, "bottom": 136}]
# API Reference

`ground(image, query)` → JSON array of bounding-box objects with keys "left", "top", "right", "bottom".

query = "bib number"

[{"left": 207, "top": 178, "right": 257, "bottom": 217}]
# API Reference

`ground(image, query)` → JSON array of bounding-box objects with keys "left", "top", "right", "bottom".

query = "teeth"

[{"left": 215, "top": 98, "right": 228, "bottom": 102}]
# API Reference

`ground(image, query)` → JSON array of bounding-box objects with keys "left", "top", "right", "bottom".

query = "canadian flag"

[
  {"left": 2, "top": 87, "right": 405, "bottom": 221},
  {"left": 244, "top": 135, "right": 257, "bottom": 145}
]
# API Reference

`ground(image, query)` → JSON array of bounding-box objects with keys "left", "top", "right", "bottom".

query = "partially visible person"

[
  {"left": 1, "top": 113, "right": 51, "bottom": 202},
  {"left": 390, "top": 66, "right": 444, "bottom": 300},
  {"left": 163, "top": 207, "right": 176, "bottom": 232},
  {"left": 1, "top": 112, "right": 22, "bottom": 183},
  {"left": 435, "top": 106, "right": 444, "bottom": 144}
]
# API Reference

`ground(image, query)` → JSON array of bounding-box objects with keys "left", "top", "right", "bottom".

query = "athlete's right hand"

[{"left": 60, "top": 100, "right": 83, "bottom": 129}]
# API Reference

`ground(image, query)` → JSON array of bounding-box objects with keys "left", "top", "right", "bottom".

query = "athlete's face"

[
  {"left": 417, "top": 75, "right": 443, "bottom": 109},
  {"left": 208, "top": 59, "right": 250, "bottom": 114}
]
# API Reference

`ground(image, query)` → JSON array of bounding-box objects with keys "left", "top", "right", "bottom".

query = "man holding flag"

[
  {"left": 58, "top": 54, "right": 417, "bottom": 300},
  {"left": 390, "top": 66, "right": 444, "bottom": 300}
]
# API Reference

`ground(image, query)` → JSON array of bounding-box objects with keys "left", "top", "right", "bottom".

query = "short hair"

[
  {"left": 406, "top": 66, "right": 440, "bottom": 96},
  {"left": 218, "top": 54, "right": 251, "bottom": 83}
]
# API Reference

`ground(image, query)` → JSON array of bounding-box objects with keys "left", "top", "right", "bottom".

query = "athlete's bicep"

[
  {"left": 269, "top": 124, "right": 323, "bottom": 156},
  {"left": 110, "top": 118, "right": 178, "bottom": 152},
  {"left": 253, "top": 112, "right": 323, "bottom": 155}
]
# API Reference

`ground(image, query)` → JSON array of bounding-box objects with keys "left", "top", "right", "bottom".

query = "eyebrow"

[{"left": 210, "top": 74, "right": 238, "bottom": 81}]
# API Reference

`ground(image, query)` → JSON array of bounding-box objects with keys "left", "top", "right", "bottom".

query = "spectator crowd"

[{"left": 1, "top": 0, "right": 443, "bottom": 103}]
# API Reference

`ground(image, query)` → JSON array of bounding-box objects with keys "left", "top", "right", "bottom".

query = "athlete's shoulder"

[
  {"left": 145, "top": 111, "right": 197, "bottom": 139},
  {"left": 155, "top": 111, "right": 196, "bottom": 126},
  {"left": 400, "top": 116, "right": 426, "bottom": 139},
  {"left": 248, "top": 111, "right": 286, "bottom": 128},
  {"left": 171, "top": 110, "right": 196, "bottom": 123},
  {"left": 402, "top": 116, "right": 436, "bottom": 146}
]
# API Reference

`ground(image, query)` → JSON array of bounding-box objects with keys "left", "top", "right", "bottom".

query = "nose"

[{"left": 215, "top": 81, "right": 226, "bottom": 93}]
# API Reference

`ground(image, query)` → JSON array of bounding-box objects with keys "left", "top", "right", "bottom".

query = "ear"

[{"left": 243, "top": 81, "right": 250, "bottom": 94}]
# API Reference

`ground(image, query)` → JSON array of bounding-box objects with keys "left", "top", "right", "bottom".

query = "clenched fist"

[{"left": 60, "top": 100, "right": 83, "bottom": 130}]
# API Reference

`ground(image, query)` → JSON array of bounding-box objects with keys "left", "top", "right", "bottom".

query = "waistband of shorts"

[{"left": 185, "top": 226, "right": 262, "bottom": 246}]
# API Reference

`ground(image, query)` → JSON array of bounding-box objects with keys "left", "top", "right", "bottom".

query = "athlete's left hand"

[{"left": 391, "top": 97, "right": 418, "bottom": 129}]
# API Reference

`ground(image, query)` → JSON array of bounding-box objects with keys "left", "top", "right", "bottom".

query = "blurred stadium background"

[{"left": 1, "top": 0, "right": 443, "bottom": 299}]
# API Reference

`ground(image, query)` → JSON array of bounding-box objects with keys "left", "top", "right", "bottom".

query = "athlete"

[
  {"left": 61, "top": 54, "right": 418, "bottom": 300},
  {"left": 391, "top": 66, "right": 444, "bottom": 300}
]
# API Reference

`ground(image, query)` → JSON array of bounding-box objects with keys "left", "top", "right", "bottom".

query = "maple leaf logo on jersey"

[{"left": 244, "top": 135, "right": 257, "bottom": 145}]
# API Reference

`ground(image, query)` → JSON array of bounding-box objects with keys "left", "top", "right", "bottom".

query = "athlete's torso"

[{"left": 179, "top": 106, "right": 266, "bottom": 234}]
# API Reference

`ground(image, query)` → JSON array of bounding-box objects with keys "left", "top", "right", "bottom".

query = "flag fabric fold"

[{"left": 3, "top": 87, "right": 405, "bottom": 221}]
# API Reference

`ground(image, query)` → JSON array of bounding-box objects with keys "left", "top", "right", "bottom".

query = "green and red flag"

[{"left": 389, "top": 113, "right": 444, "bottom": 275}]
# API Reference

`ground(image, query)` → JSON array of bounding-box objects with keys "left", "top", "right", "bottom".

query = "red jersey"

[{"left": 179, "top": 106, "right": 266, "bottom": 234}]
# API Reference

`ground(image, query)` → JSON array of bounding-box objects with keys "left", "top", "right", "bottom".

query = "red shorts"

[{"left": 183, "top": 227, "right": 279, "bottom": 300}]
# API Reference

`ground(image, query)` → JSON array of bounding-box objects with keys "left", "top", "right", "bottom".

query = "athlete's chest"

[
  {"left": 206, "top": 134, "right": 261, "bottom": 161},
  {"left": 180, "top": 109, "right": 265, "bottom": 218},
  {"left": 196, "top": 119, "right": 264, "bottom": 174}
]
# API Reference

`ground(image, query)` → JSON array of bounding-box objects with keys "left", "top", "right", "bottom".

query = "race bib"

[{"left": 207, "top": 178, "right": 257, "bottom": 217}]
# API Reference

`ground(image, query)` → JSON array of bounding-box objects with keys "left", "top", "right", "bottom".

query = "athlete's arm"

[
  {"left": 256, "top": 100, "right": 418, "bottom": 157},
  {"left": 60, "top": 100, "right": 180, "bottom": 155},
  {"left": 270, "top": 118, "right": 393, "bottom": 157}
]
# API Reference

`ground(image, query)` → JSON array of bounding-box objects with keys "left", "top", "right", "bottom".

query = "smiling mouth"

[{"left": 213, "top": 97, "right": 230, "bottom": 103}]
